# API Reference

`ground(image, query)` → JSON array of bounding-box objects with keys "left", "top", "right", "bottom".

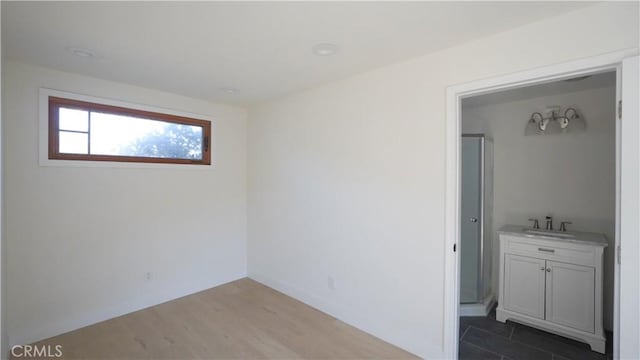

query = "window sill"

[{"left": 39, "top": 158, "right": 215, "bottom": 170}]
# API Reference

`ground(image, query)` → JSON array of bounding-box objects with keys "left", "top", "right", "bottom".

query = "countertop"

[{"left": 498, "top": 224, "right": 608, "bottom": 247}]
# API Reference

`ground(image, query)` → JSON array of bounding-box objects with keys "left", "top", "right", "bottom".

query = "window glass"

[{"left": 49, "top": 97, "right": 211, "bottom": 165}]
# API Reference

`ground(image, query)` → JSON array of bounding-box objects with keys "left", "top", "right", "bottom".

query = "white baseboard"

[{"left": 460, "top": 294, "right": 495, "bottom": 317}]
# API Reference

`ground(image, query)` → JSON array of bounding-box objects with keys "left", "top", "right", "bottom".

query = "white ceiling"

[
  {"left": 462, "top": 71, "right": 616, "bottom": 108},
  {"left": 2, "top": 2, "right": 594, "bottom": 106}
]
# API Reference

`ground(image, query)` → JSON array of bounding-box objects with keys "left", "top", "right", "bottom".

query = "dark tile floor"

[{"left": 459, "top": 308, "right": 612, "bottom": 360}]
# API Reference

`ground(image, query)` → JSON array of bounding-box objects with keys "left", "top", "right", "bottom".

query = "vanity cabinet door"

[
  {"left": 504, "top": 254, "right": 546, "bottom": 319},
  {"left": 545, "top": 261, "right": 595, "bottom": 333}
]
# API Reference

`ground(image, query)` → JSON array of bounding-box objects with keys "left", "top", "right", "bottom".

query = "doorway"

[
  {"left": 459, "top": 71, "right": 615, "bottom": 358},
  {"left": 443, "top": 50, "right": 639, "bottom": 360}
]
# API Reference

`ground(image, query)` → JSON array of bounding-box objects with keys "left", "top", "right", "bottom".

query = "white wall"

[
  {"left": 247, "top": 3, "right": 638, "bottom": 358},
  {"left": 3, "top": 62, "right": 248, "bottom": 346},
  {"left": 462, "top": 85, "right": 616, "bottom": 330}
]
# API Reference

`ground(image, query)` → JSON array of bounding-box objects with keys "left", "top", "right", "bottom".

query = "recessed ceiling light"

[
  {"left": 220, "top": 87, "right": 239, "bottom": 94},
  {"left": 312, "top": 43, "right": 339, "bottom": 56},
  {"left": 67, "top": 47, "right": 95, "bottom": 58}
]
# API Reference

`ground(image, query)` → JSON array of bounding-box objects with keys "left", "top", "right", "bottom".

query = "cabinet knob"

[
  {"left": 470, "top": 218, "right": 478, "bottom": 223},
  {"left": 546, "top": 268, "right": 551, "bottom": 272},
  {"left": 540, "top": 266, "right": 545, "bottom": 271}
]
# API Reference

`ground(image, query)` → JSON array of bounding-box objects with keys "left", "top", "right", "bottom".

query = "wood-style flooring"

[{"left": 15, "top": 278, "right": 417, "bottom": 359}]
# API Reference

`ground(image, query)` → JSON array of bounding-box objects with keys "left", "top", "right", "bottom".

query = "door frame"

[{"left": 444, "top": 48, "right": 639, "bottom": 359}]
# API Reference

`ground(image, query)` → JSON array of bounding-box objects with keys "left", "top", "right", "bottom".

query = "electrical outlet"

[{"left": 327, "top": 276, "right": 335, "bottom": 290}]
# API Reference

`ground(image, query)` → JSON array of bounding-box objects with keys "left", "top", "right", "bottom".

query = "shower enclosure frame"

[{"left": 460, "top": 134, "right": 493, "bottom": 310}]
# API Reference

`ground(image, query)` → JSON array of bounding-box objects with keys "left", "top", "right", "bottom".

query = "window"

[{"left": 48, "top": 97, "right": 211, "bottom": 165}]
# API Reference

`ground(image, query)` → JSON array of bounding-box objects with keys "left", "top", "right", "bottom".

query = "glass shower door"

[{"left": 461, "top": 136, "right": 482, "bottom": 304}]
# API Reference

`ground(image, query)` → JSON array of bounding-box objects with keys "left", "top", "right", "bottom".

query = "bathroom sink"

[{"left": 522, "top": 228, "right": 577, "bottom": 239}]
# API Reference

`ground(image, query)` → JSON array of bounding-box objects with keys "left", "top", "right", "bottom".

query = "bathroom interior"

[{"left": 457, "top": 71, "right": 616, "bottom": 360}]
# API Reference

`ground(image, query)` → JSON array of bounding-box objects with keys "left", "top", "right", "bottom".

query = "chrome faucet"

[
  {"left": 545, "top": 216, "right": 553, "bottom": 231},
  {"left": 559, "top": 221, "right": 572, "bottom": 232},
  {"left": 528, "top": 218, "right": 540, "bottom": 229}
]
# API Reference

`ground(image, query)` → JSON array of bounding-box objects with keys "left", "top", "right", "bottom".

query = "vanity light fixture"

[{"left": 525, "top": 107, "right": 585, "bottom": 136}]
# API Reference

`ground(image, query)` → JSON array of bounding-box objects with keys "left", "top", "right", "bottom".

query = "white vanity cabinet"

[
  {"left": 496, "top": 225, "right": 607, "bottom": 353},
  {"left": 503, "top": 254, "right": 547, "bottom": 319}
]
